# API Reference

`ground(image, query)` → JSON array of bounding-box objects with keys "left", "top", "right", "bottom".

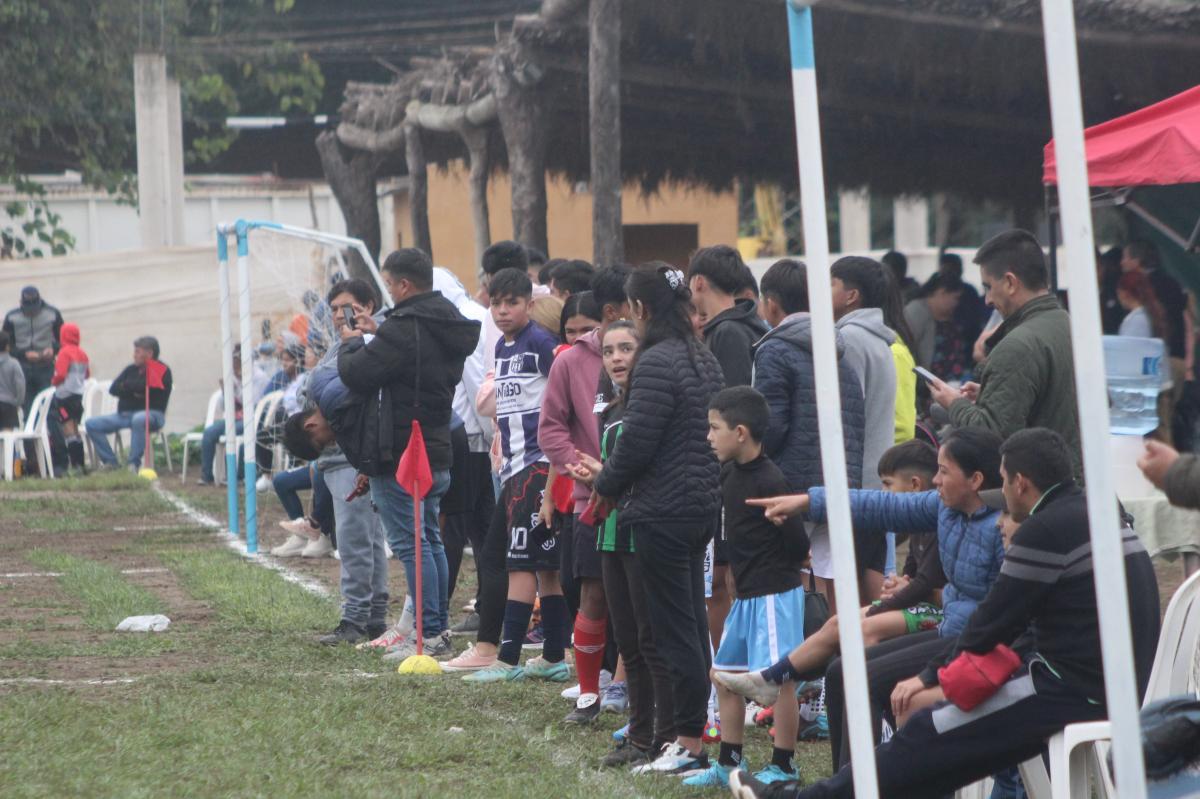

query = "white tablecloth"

[{"left": 1122, "top": 491, "right": 1200, "bottom": 561}]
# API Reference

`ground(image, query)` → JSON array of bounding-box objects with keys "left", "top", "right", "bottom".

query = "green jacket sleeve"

[
  {"left": 947, "top": 337, "right": 1039, "bottom": 438},
  {"left": 1164, "top": 454, "right": 1200, "bottom": 511}
]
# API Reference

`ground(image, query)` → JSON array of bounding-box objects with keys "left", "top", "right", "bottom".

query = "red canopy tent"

[{"left": 1042, "top": 84, "right": 1200, "bottom": 289}]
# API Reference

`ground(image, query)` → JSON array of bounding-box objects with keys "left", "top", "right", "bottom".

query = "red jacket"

[{"left": 51, "top": 322, "right": 90, "bottom": 393}]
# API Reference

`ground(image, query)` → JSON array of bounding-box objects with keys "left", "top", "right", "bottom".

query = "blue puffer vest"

[{"left": 807, "top": 488, "right": 1004, "bottom": 636}]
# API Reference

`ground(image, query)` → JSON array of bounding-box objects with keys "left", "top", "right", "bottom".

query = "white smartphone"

[{"left": 912, "top": 366, "right": 940, "bottom": 385}]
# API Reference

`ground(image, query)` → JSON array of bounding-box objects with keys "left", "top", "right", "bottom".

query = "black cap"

[
  {"left": 980, "top": 489, "right": 1007, "bottom": 513},
  {"left": 20, "top": 286, "right": 40, "bottom": 306}
]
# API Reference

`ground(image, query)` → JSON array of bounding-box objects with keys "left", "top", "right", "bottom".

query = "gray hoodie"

[
  {"left": 835, "top": 308, "right": 897, "bottom": 490},
  {"left": 0, "top": 351, "right": 25, "bottom": 410}
]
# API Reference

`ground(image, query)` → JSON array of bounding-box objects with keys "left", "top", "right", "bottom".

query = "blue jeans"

[
  {"left": 85, "top": 410, "right": 166, "bottom": 468},
  {"left": 200, "top": 419, "right": 243, "bottom": 482},
  {"left": 370, "top": 470, "right": 452, "bottom": 638},
  {"left": 272, "top": 466, "right": 333, "bottom": 533},
  {"left": 884, "top": 532, "right": 897, "bottom": 576}
]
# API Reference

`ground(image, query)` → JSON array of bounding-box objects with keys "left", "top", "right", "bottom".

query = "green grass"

[
  {"left": 0, "top": 473, "right": 835, "bottom": 797},
  {"left": 24, "top": 550, "right": 165, "bottom": 631},
  {"left": 0, "top": 470, "right": 147, "bottom": 493},
  {"left": 0, "top": 493, "right": 174, "bottom": 532},
  {"left": 158, "top": 548, "right": 338, "bottom": 632}
]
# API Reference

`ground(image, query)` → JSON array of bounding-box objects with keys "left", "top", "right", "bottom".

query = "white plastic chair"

[
  {"left": 80, "top": 379, "right": 108, "bottom": 467},
  {"left": 181, "top": 389, "right": 222, "bottom": 483},
  {"left": 84, "top": 378, "right": 173, "bottom": 472},
  {"left": 1023, "top": 570, "right": 1200, "bottom": 799},
  {"left": 0, "top": 388, "right": 55, "bottom": 480},
  {"left": 214, "top": 391, "right": 282, "bottom": 485}
]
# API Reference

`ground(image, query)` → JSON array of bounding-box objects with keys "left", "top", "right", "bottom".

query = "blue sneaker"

[
  {"left": 613, "top": 722, "right": 630, "bottom": 743},
  {"left": 682, "top": 760, "right": 747, "bottom": 787},
  {"left": 798, "top": 712, "right": 829, "bottom": 741},
  {"left": 754, "top": 764, "right": 799, "bottom": 784},
  {"left": 462, "top": 661, "right": 524, "bottom": 683},
  {"left": 522, "top": 655, "right": 572, "bottom": 682}
]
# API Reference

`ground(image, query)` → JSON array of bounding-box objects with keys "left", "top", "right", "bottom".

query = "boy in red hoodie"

[{"left": 51, "top": 322, "right": 90, "bottom": 472}]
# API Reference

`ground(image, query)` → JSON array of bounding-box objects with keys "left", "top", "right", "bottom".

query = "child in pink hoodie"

[{"left": 51, "top": 322, "right": 90, "bottom": 473}]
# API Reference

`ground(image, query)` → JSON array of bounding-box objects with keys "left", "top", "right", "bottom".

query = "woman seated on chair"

[{"left": 84, "top": 336, "right": 171, "bottom": 472}]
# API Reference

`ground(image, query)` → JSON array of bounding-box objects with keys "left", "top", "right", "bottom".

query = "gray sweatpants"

[{"left": 323, "top": 465, "right": 389, "bottom": 628}]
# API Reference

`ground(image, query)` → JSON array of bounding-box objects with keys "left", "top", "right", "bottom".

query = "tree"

[{"left": 0, "top": 0, "right": 323, "bottom": 258}]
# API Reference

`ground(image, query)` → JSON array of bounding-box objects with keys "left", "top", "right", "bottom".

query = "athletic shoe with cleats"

[
  {"left": 601, "top": 738, "right": 652, "bottom": 768},
  {"left": 561, "top": 668, "right": 612, "bottom": 701},
  {"left": 631, "top": 742, "right": 709, "bottom": 776},
  {"left": 270, "top": 533, "right": 309, "bottom": 558},
  {"left": 682, "top": 760, "right": 746, "bottom": 787},
  {"left": 356, "top": 621, "right": 410, "bottom": 651},
  {"left": 729, "top": 768, "right": 803, "bottom": 798},
  {"left": 318, "top": 620, "right": 367, "bottom": 646},
  {"left": 462, "top": 661, "right": 523, "bottom": 683},
  {"left": 521, "top": 655, "right": 571, "bottom": 682},
  {"left": 753, "top": 765, "right": 799, "bottom": 785},
  {"left": 601, "top": 680, "right": 628, "bottom": 713},
  {"left": 798, "top": 712, "right": 829, "bottom": 741},
  {"left": 712, "top": 669, "right": 781, "bottom": 707},
  {"left": 440, "top": 644, "right": 497, "bottom": 673},
  {"left": 563, "top": 692, "right": 602, "bottom": 725}
]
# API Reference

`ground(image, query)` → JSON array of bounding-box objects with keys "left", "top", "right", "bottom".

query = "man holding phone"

[{"left": 926, "top": 230, "right": 1082, "bottom": 478}]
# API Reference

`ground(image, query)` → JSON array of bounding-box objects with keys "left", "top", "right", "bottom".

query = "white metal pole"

[
  {"left": 234, "top": 220, "right": 258, "bottom": 553},
  {"left": 1039, "top": 3, "right": 1147, "bottom": 797},
  {"left": 785, "top": 3, "right": 879, "bottom": 796},
  {"left": 216, "top": 231, "right": 239, "bottom": 534}
]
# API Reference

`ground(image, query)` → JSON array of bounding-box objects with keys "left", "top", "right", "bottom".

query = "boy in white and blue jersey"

[{"left": 465, "top": 267, "right": 570, "bottom": 684}]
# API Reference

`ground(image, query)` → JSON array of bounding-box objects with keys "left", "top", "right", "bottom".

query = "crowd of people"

[{"left": 5, "top": 229, "right": 1192, "bottom": 797}]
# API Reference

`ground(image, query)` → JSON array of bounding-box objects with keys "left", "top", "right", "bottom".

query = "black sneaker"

[
  {"left": 564, "top": 692, "right": 603, "bottom": 725},
  {"left": 729, "top": 769, "right": 803, "bottom": 799},
  {"left": 365, "top": 622, "right": 387, "bottom": 640},
  {"left": 318, "top": 620, "right": 367, "bottom": 646},
  {"left": 451, "top": 612, "right": 479, "bottom": 636},
  {"left": 601, "top": 739, "right": 652, "bottom": 768}
]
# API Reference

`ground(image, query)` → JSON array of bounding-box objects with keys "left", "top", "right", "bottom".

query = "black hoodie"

[
  {"left": 703, "top": 298, "right": 769, "bottom": 388},
  {"left": 337, "top": 291, "right": 481, "bottom": 471}
]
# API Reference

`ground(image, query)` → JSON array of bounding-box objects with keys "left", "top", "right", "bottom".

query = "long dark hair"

[
  {"left": 625, "top": 261, "right": 697, "bottom": 350},
  {"left": 880, "top": 260, "right": 918, "bottom": 354}
]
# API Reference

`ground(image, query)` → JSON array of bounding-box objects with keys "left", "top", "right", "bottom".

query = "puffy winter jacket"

[
  {"left": 337, "top": 290, "right": 481, "bottom": 471},
  {"left": 752, "top": 313, "right": 865, "bottom": 492},
  {"left": 703, "top": 298, "right": 769, "bottom": 388},
  {"left": 807, "top": 488, "right": 1004, "bottom": 636},
  {"left": 51, "top": 322, "right": 90, "bottom": 399},
  {"left": 594, "top": 336, "right": 724, "bottom": 526}
]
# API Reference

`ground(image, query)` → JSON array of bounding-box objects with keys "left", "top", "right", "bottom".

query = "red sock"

[{"left": 573, "top": 613, "right": 607, "bottom": 696}]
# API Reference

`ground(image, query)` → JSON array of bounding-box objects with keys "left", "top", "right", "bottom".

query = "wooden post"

[
  {"left": 589, "top": 0, "right": 623, "bottom": 267},
  {"left": 315, "top": 129, "right": 382, "bottom": 286},
  {"left": 404, "top": 121, "right": 433, "bottom": 258},
  {"left": 461, "top": 125, "right": 492, "bottom": 277},
  {"left": 493, "top": 44, "right": 549, "bottom": 255}
]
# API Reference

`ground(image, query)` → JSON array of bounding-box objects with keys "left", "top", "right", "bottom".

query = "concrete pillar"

[
  {"left": 893, "top": 195, "right": 929, "bottom": 252},
  {"left": 838, "top": 189, "right": 871, "bottom": 252},
  {"left": 134, "top": 53, "right": 185, "bottom": 248}
]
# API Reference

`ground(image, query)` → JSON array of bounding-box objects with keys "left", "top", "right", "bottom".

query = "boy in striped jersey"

[{"left": 466, "top": 267, "right": 569, "bottom": 684}]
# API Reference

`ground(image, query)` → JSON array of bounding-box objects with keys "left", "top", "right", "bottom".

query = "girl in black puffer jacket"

[{"left": 591, "top": 262, "right": 724, "bottom": 769}]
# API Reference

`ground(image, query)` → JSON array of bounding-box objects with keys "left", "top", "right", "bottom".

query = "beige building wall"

[{"left": 393, "top": 165, "right": 738, "bottom": 291}]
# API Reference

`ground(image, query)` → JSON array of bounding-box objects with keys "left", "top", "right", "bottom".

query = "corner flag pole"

[
  {"left": 1040, "top": 2, "right": 1147, "bottom": 797},
  {"left": 784, "top": 3, "right": 878, "bottom": 796}
]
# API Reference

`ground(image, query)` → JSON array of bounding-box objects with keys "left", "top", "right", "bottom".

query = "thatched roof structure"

[{"left": 328, "top": 0, "right": 1200, "bottom": 211}]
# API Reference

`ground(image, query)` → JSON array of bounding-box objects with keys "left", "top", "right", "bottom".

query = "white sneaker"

[
  {"left": 384, "top": 541, "right": 393, "bottom": 559},
  {"left": 279, "top": 517, "right": 321, "bottom": 538},
  {"left": 255, "top": 475, "right": 271, "bottom": 492},
  {"left": 356, "top": 620, "right": 410, "bottom": 651},
  {"left": 382, "top": 630, "right": 453, "bottom": 662},
  {"left": 271, "top": 534, "right": 309, "bottom": 558},
  {"left": 561, "top": 668, "right": 613, "bottom": 701},
  {"left": 300, "top": 535, "right": 334, "bottom": 558},
  {"left": 333, "top": 550, "right": 341, "bottom": 561},
  {"left": 630, "top": 742, "right": 709, "bottom": 776}
]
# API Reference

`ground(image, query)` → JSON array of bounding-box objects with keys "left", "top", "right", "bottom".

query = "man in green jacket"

[{"left": 928, "top": 230, "right": 1083, "bottom": 478}]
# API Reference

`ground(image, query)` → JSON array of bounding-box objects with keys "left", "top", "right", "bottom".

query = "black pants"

[
  {"left": 634, "top": 519, "right": 713, "bottom": 739},
  {"left": 0, "top": 402, "right": 18, "bottom": 430},
  {"left": 793, "top": 666, "right": 1105, "bottom": 798},
  {"left": 559, "top": 512, "right": 580, "bottom": 619},
  {"left": 602, "top": 549, "right": 676, "bottom": 750},
  {"left": 443, "top": 446, "right": 494, "bottom": 603},
  {"left": 826, "top": 629, "right": 944, "bottom": 771},
  {"left": 476, "top": 494, "right": 510, "bottom": 647}
]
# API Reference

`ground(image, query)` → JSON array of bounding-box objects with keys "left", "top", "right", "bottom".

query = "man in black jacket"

[
  {"left": 689, "top": 245, "right": 768, "bottom": 649},
  {"left": 337, "top": 248, "right": 481, "bottom": 657},
  {"left": 732, "top": 428, "right": 1161, "bottom": 799},
  {"left": 2, "top": 285, "right": 63, "bottom": 415},
  {"left": 84, "top": 336, "right": 172, "bottom": 471}
]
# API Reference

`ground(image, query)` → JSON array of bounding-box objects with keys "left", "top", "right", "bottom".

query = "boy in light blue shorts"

[{"left": 686, "top": 386, "right": 811, "bottom": 788}]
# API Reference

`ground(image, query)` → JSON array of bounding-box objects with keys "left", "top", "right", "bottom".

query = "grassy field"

[{"left": 0, "top": 472, "right": 836, "bottom": 798}]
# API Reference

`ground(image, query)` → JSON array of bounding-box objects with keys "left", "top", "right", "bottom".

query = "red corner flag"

[
  {"left": 395, "top": 420, "right": 433, "bottom": 499},
  {"left": 396, "top": 420, "right": 433, "bottom": 656},
  {"left": 145, "top": 359, "right": 167, "bottom": 390}
]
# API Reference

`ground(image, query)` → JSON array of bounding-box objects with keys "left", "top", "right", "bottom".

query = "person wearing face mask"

[{"left": 3, "top": 286, "right": 63, "bottom": 416}]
